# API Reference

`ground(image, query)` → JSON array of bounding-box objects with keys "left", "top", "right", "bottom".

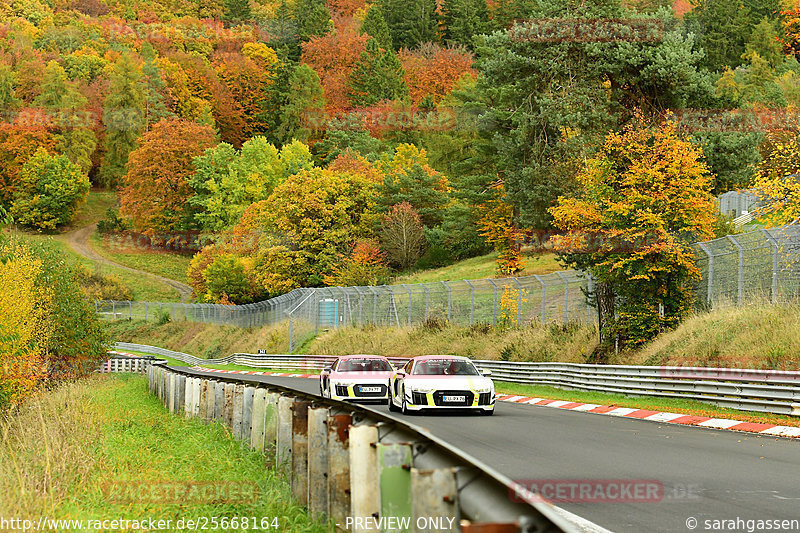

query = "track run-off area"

[{"left": 195, "top": 371, "right": 800, "bottom": 533}]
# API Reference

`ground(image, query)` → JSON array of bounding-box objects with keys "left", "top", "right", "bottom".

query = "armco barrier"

[
  {"left": 124, "top": 343, "right": 800, "bottom": 417},
  {"left": 147, "top": 363, "right": 577, "bottom": 533}
]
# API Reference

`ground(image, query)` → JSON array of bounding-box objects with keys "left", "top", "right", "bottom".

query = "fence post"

[
  {"left": 727, "top": 235, "right": 744, "bottom": 306},
  {"left": 403, "top": 284, "right": 412, "bottom": 326},
  {"left": 761, "top": 228, "right": 780, "bottom": 304},
  {"left": 555, "top": 271, "right": 569, "bottom": 324},
  {"left": 464, "top": 280, "right": 474, "bottom": 325},
  {"left": 369, "top": 286, "right": 378, "bottom": 324},
  {"left": 533, "top": 275, "right": 546, "bottom": 323},
  {"left": 586, "top": 272, "right": 594, "bottom": 323},
  {"left": 487, "top": 279, "right": 498, "bottom": 327},
  {"left": 697, "top": 242, "right": 714, "bottom": 306},
  {"left": 288, "top": 314, "right": 294, "bottom": 354},
  {"left": 513, "top": 278, "right": 523, "bottom": 326},
  {"left": 423, "top": 285, "right": 430, "bottom": 322},
  {"left": 439, "top": 281, "right": 450, "bottom": 322},
  {"left": 129, "top": 301, "right": 133, "bottom": 319}
]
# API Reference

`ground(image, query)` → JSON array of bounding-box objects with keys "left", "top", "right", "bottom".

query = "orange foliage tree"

[
  {"left": 301, "top": 19, "right": 369, "bottom": 113},
  {"left": 398, "top": 43, "right": 476, "bottom": 106},
  {"left": 120, "top": 118, "right": 217, "bottom": 234},
  {"left": 549, "top": 117, "right": 716, "bottom": 350}
]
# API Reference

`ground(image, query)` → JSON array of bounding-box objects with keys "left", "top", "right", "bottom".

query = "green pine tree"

[
  {"left": 141, "top": 43, "right": 174, "bottom": 132},
  {"left": 348, "top": 38, "right": 408, "bottom": 107},
  {"left": 224, "top": 0, "right": 252, "bottom": 23},
  {"left": 745, "top": 17, "right": 784, "bottom": 69},
  {"left": 441, "top": 0, "right": 488, "bottom": 48},
  {"left": 361, "top": 5, "right": 393, "bottom": 50},
  {"left": 293, "top": 0, "right": 332, "bottom": 43},
  {"left": 277, "top": 64, "right": 326, "bottom": 144},
  {"left": 381, "top": 0, "right": 439, "bottom": 50},
  {"left": 100, "top": 53, "right": 146, "bottom": 188},
  {"left": 0, "top": 65, "right": 19, "bottom": 112}
]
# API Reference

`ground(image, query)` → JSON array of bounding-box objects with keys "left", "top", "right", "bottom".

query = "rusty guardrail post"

[
  {"left": 276, "top": 396, "right": 293, "bottom": 473},
  {"left": 327, "top": 413, "right": 352, "bottom": 529},
  {"left": 291, "top": 400, "right": 312, "bottom": 505},
  {"left": 308, "top": 406, "right": 329, "bottom": 519}
]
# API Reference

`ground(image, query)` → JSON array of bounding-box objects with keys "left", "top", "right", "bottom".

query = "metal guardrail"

[
  {"left": 121, "top": 343, "right": 800, "bottom": 417},
  {"left": 149, "top": 363, "right": 577, "bottom": 533},
  {"left": 97, "top": 353, "right": 166, "bottom": 373}
]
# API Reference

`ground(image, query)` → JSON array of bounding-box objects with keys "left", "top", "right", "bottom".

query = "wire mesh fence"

[{"left": 97, "top": 225, "right": 800, "bottom": 352}]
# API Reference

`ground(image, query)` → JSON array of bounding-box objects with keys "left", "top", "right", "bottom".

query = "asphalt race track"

[{"left": 212, "top": 373, "right": 800, "bottom": 533}]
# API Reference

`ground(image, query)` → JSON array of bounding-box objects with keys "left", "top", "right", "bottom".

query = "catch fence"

[{"left": 98, "top": 225, "right": 800, "bottom": 352}]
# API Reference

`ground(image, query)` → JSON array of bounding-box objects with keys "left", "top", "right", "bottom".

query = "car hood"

[
  {"left": 402, "top": 375, "right": 494, "bottom": 390},
  {"left": 330, "top": 371, "right": 393, "bottom": 380}
]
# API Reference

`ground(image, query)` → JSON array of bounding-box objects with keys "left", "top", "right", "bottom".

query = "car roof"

[
  {"left": 337, "top": 354, "right": 390, "bottom": 361},
  {"left": 410, "top": 355, "right": 470, "bottom": 362}
]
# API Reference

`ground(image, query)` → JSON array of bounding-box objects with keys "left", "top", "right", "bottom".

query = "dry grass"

[
  {"left": 308, "top": 321, "right": 600, "bottom": 362},
  {"left": 633, "top": 304, "right": 800, "bottom": 369},
  {"left": 106, "top": 319, "right": 297, "bottom": 357},
  {"left": 0, "top": 380, "right": 104, "bottom": 519}
]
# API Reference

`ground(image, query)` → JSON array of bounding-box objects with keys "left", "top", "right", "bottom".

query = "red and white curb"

[
  {"left": 496, "top": 394, "right": 800, "bottom": 439},
  {"left": 158, "top": 364, "right": 800, "bottom": 440}
]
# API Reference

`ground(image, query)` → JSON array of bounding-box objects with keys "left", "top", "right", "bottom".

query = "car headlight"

[
  {"left": 335, "top": 381, "right": 354, "bottom": 387},
  {"left": 410, "top": 386, "right": 436, "bottom": 394},
  {"left": 474, "top": 387, "right": 491, "bottom": 393}
]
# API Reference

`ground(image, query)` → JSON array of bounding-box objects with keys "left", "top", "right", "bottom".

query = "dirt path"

[{"left": 67, "top": 223, "right": 193, "bottom": 303}]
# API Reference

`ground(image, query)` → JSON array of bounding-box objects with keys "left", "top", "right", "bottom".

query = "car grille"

[
  {"left": 353, "top": 384, "right": 387, "bottom": 397},
  {"left": 432, "top": 390, "right": 474, "bottom": 407},
  {"left": 478, "top": 392, "right": 492, "bottom": 405},
  {"left": 412, "top": 392, "right": 428, "bottom": 405}
]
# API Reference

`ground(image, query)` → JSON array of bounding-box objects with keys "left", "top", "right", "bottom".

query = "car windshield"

[
  {"left": 337, "top": 359, "right": 392, "bottom": 372},
  {"left": 412, "top": 359, "right": 479, "bottom": 376}
]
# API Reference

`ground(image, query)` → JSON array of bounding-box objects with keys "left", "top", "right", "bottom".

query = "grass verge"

[
  {"left": 0, "top": 374, "right": 327, "bottom": 532},
  {"left": 494, "top": 381, "right": 800, "bottom": 429}
]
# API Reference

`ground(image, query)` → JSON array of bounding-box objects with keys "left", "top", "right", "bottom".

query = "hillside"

[{"left": 104, "top": 304, "right": 800, "bottom": 369}]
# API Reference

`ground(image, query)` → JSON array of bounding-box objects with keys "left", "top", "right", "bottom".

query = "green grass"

[
  {"left": 494, "top": 381, "right": 800, "bottom": 428},
  {"left": 6, "top": 231, "right": 180, "bottom": 302},
  {"left": 89, "top": 231, "right": 192, "bottom": 285},
  {"left": 393, "top": 251, "right": 562, "bottom": 285},
  {"left": 66, "top": 189, "right": 119, "bottom": 230},
  {"left": 0, "top": 375, "right": 328, "bottom": 532}
]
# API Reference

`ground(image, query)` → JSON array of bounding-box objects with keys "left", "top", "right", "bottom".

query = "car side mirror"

[
  {"left": 482, "top": 369, "right": 493, "bottom": 377},
  {"left": 323, "top": 367, "right": 332, "bottom": 373},
  {"left": 397, "top": 370, "right": 406, "bottom": 376}
]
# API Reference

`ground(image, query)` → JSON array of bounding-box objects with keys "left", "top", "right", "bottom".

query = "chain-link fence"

[
  {"left": 97, "top": 225, "right": 800, "bottom": 352},
  {"left": 693, "top": 225, "right": 800, "bottom": 306}
]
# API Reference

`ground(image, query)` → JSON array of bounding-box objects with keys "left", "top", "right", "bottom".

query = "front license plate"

[
  {"left": 443, "top": 395, "right": 466, "bottom": 403},
  {"left": 360, "top": 386, "right": 381, "bottom": 393}
]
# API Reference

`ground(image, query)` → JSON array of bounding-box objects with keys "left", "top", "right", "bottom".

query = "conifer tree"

[{"left": 348, "top": 39, "right": 408, "bottom": 107}]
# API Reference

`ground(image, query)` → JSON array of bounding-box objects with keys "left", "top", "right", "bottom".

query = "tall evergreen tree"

[
  {"left": 348, "top": 39, "right": 408, "bottom": 107},
  {"left": 35, "top": 61, "right": 97, "bottom": 175},
  {"left": 223, "top": 0, "right": 252, "bottom": 23},
  {"left": 277, "top": 64, "right": 326, "bottom": 144},
  {"left": 0, "top": 65, "right": 20, "bottom": 112},
  {"left": 441, "top": 0, "right": 488, "bottom": 48},
  {"left": 141, "top": 43, "right": 174, "bottom": 132},
  {"left": 381, "top": 0, "right": 439, "bottom": 50},
  {"left": 100, "top": 54, "right": 145, "bottom": 188},
  {"left": 745, "top": 17, "right": 784, "bottom": 69},
  {"left": 293, "top": 0, "right": 332, "bottom": 43},
  {"left": 361, "top": 5, "right": 393, "bottom": 50}
]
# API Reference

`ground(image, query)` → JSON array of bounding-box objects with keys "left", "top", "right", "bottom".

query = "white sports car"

[
  {"left": 319, "top": 355, "right": 395, "bottom": 402},
  {"left": 388, "top": 355, "right": 495, "bottom": 415}
]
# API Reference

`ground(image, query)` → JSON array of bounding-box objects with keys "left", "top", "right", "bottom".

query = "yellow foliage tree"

[{"left": 0, "top": 242, "right": 52, "bottom": 408}]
